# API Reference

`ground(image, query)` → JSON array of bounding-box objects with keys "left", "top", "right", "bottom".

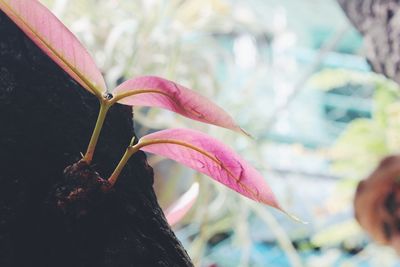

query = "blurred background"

[{"left": 41, "top": 0, "right": 400, "bottom": 266}]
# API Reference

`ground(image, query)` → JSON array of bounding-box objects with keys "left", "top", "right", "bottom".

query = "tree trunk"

[
  {"left": 0, "top": 10, "right": 193, "bottom": 267},
  {"left": 338, "top": 0, "right": 400, "bottom": 84}
]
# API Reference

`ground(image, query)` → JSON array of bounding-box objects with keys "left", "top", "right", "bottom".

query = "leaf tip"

[
  {"left": 267, "top": 202, "right": 308, "bottom": 224},
  {"left": 281, "top": 209, "right": 308, "bottom": 224},
  {"left": 238, "top": 126, "right": 253, "bottom": 139}
]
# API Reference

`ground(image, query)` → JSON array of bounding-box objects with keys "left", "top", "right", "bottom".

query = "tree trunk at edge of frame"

[{"left": 338, "top": 0, "right": 400, "bottom": 85}]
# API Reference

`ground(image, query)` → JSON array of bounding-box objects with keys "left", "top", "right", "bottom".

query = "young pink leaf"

[
  {"left": 165, "top": 182, "right": 199, "bottom": 226},
  {"left": 138, "top": 128, "right": 280, "bottom": 209},
  {"left": 0, "top": 0, "right": 107, "bottom": 96},
  {"left": 113, "top": 76, "right": 248, "bottom": 135}
]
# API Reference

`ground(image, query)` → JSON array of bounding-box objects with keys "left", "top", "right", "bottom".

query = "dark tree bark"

[
  {"left": 338, "top": 0, "right": 400, "bottom": 84},
  {"left": 0, "top": 10, "right": 193, "bottom": 267}
]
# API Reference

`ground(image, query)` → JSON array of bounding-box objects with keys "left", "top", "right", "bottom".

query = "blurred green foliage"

[{"left": 311, "top": 69, "right": 400, "bottom": 180}]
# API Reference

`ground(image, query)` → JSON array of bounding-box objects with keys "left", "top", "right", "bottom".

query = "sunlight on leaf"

[
  {"left": 331, "top": 119, "right": 387, "bottom": 178},
  {"left": 0, "top": 0, "right": 107, "bottom": 96},
  {"left": 138, "top": 128, "right": 280, "bottom": 209},
  {"left": 113, "top": 76, "right": 249, "bottom": 135},
  {"left": 308, "top": 69, "right": 384, "bottom": 91},
  {"left": 311, "top": 220, "right": 362, "bottom": 247}
]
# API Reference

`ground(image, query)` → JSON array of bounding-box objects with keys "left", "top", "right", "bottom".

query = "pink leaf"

[
  {"left": 165, "top": 182, "right": 199, "bottom": 226},
  {"left": 0, "top": 0, "right": 107, "bottom": 96},
  {"left": 113, "top": 76, "right": 248, "bottom": 135},
  {"left": 138, "top": 128, "right": 280, "bottom": 209}
]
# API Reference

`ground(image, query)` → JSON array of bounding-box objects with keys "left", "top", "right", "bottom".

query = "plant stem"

[
  {"left": 107, "top": 138, "right": 220, "bottom": 187},
  {"left": 83, "top": 101, "right": 110, "bottom": 164},
  {"left": 108, "top": 143, "right": 141, "bottom": 187},
  {"left": 108, "top": 138, "right": 220, "bottom": 188}
]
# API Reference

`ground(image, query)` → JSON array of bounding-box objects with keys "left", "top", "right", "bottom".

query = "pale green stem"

[
  {"left": 82, "top": 101, "right": 110, "bottom": 164},
  {"left": 108, "top": 142, "right": 141, "bottom": 187},
  {"left": 108, "top": 138, "right": 210, "bottom": 187}
]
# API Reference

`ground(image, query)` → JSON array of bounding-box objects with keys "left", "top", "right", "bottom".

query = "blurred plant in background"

[
  {"left": 308, "top": 69, "right": 400, "bottom": 267},
  {"left": 39, "top": 0, "right": 400, "bottom": 266},
  {"left": 310, "top": 69, "right": 400, "bottom": 180}
]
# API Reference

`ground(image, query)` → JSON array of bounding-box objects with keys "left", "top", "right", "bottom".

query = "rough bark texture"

[
  {"left": 338, "top": 0, "right": 400, "bottom": 84},
  {"left": 0, "top": 10, "right": 193, "bottom": 267}
]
